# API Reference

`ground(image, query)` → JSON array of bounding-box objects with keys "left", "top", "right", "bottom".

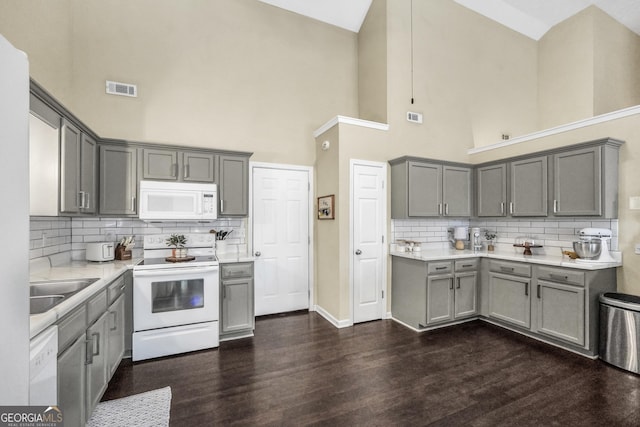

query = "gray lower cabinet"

[
  {"left": 85, "top": 311, "right": 108, "bottom": 419},
  {"left": 487, "top": 260, "right": 532, "bottom": 329},
  {"left": 535, "top": 279, "right": 585, "bottom": 346},
  {"left": 218, "top": 154, "right": 249, "bottom": 216},
  {"left": 142, "top": 147, "right": 216, "bottom": 183},
  {"left": 393, "top": 257, "right": 477, "bottom": 328},
  {"left": 488, "top": 272, "right": 531, "bottom": 329},
  {"left": 56, "top": 274, "right": 128, "bottom": 426},
  {"left": 220, "top": 262, "right": 255, "bottom": 340},
  {"left": 57, "top": 335, "right": 86, "bottom": 427},
  {"left": 99, "top": 145, "right": 138, "bottom": 215},
  {"left": 61, "top": 119, "right": 97, "bottom": 214}
]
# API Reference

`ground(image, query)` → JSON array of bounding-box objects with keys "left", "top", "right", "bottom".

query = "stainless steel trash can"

[{"left": 599, "top": 292, "right": 640, "bottom": 374}]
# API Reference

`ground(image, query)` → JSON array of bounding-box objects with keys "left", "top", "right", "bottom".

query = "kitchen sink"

[
  {"left": 30, "top": 278, "right": 99, "bottom": 297},
  {"left": 30, "top": 295, "right": 65, "bottom": 315}
]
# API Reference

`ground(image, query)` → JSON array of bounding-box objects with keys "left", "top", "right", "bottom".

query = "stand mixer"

[{"left": 575, "top": 228, "right": 616, "bottom": 263}]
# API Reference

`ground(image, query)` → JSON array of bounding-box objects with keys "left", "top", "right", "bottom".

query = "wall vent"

[
  {"left": 407, "top": 111, "right": 423, "bottom": 124},
  {"left": 106, "top": 80, "right": 137, "bottom": 97}
]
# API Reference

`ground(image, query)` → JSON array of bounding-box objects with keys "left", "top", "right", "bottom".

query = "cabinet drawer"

[
  {"left": 536, "top": 266, "right": 584, "bottom": 287},
  {"left": 221, "top": 262, "right": 254, "bottom": 279},
  {"left": 87, "top": 290, "right": 107, "bottom": 325},
  {"left": 428, "top": 261, "right": 453, "bottom": 275},
  {"left": 57, "top": 305, "right": 87, "bottom": 354},
  {"left": 489, "top": 260, "right": 531, "bottom": 277},
  {"left": 107, "top": 275, "right": 126, "bottom": 304},
  {"left": 455, "top": 259, "right": 478, "bottom": 272}
]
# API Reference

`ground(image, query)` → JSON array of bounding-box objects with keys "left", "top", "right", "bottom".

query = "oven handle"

[{"left": 134, "top": 265, "right": 219, "bottom": 278}]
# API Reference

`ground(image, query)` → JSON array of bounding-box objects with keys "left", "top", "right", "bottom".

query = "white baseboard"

[{"left": 314, "top": 305, "right": 352, "bottom": 328}]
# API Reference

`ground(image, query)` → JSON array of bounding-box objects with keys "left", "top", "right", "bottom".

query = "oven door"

[{"left": 133, "top": 265, "right": 219, "bottom": 331}]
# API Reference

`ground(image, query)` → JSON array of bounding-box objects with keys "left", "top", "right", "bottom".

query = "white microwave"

[{"left": 139, "top": 180, "right": 217, "bottom": 221}]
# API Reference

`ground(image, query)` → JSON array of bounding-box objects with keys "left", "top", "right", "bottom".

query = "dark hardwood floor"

[{"left": 104, "top": 313, "right": 640, "bottom": 426}]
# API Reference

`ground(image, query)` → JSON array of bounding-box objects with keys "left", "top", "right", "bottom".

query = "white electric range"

[{"left": 132, "top": 233, "right": 219, "bottom": 361}]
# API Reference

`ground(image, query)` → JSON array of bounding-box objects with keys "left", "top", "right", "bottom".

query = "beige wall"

[
  {"left": 386, "top": 0, "right": 538, "bottom": 157},
  {"left": 593, "top": 9, "right": 640, "bottom": 116},
  {"left": 0, "top": 0, "right": 359, "bottom": 166},
  {"left": 537, "top": 6, "right": 640, "bottom": 130},
  {"left": 0, "top": 0, "right": 74, "bottom": 106},
  {"left": 358, "top": 0, "right": 387, "bottom": 123}
]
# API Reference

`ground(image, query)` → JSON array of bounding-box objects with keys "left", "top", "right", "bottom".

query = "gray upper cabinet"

[
  {"left": 476, "top": 163, "right": 507, "bottom": 217},
  {"left": 390, "top": 158, "right": 471, "bottom": 218},
  {"left": 218, "top": 154, "right": 249, "bottom": 216},
  {"left": 408, "top": 162, "right": 441, "bottom": 217},
  {"left": 510, "top": 156, "right": 547, "bottom": 216},
  {"left": 443, "top": 165, "right": 472, "bottom": 216},
  {"left": 99, "top": 145, "right": 138, "bottom": 216},
  {"left": 60, "top": 119, "right": 96, "bottom": 214},
  {"left": 476, "top": 138, "right": 621, "bottom": 218},
  {"left": 142, "top": 148, "right": 215, "bottom": 183}
]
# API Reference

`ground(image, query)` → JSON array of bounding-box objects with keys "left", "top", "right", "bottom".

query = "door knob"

[
  {"left": 355, "top": 249, "right": 362, "bottom": 255},
  {"left": 254, "top": 251, "right": 261, "bottom": 257}
]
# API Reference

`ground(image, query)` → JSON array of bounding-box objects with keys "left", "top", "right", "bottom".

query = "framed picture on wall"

[{"left": 317, "top": 195, "right": 335, "bottom": 220}]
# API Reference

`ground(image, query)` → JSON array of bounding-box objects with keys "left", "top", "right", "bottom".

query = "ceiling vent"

[{"left": 106, "top": 80, "right": 137, "bottom": 97}]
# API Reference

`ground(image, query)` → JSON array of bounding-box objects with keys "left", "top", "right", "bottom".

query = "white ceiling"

[{"left": 257, "top": 0, "right": 640, "bottom": 40}]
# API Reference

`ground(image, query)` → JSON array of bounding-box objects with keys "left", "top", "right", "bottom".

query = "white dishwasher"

[{"left": 29, "top": 325, "right": 58, "bottom": 405}]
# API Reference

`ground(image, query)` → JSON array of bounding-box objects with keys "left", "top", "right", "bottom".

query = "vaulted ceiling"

[{"left": 257, "top": 0, "right": 640, "bottom": 39}]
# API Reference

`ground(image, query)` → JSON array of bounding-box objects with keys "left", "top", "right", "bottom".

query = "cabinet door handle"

[
  {"left": 509, "top": 202, "right": 514, "bottom": 215},
  {"left": 445, "top": 203, "right": 449, "bottom": 215},
  {"left": 524, "top": 283, "right": 529, "bottom": 296},
  {"left": 438, "top": 203, "right": 442, "bottom": 215},
  {"left": 85, "top": 337, "right": 94, "bottom": 365},
  {"left": 131, "top": 196, "right": 136, "bottom": 212},
  {"left": 85, "top": 193, "right": 90, "bottom": 209},
  {"left": 223, "top": 285, "right": 226, "bottom": 299},
  {"left": 184, "top": 164, "right": 190, "bottom": 179},
  {"left": 537, "top": 284, "right": 541, "bottom": 299},
  {"left": 553, "top": 199, "right": 558, "bottom": 213},
  {"left": 456, "top": 277, "right": 461, "bottom": 289},
  {"left": 221, "top": 199, "right": 224, "bottom": 213},
  {"left": 449, "top": 278, "right": 454, "bottom": 290},
  {"left": 78, "top": 191, "right": 84, "bottom": 209},
  {"left": 92, "top": 332, "right": 100, "bottom": 356},
  {"left": 109, "top": 311, "right": 118, "bottom": 331},
  {"left": 501, "top": 202, "right": 505, "bottom": 215},
  {"left": 173, "top": 163, "right": 178, "bottom": 178}
]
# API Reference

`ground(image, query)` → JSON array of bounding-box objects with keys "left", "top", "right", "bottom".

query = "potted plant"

[
  {"left": 166, "top": 234, "right": 187, "bottom": 258},
  {"left": 484, "top": 231, "right": 497, "bottom": 252}
]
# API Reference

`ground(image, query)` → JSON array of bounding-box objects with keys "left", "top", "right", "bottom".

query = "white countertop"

[
  {"left": 29, "top": 259, "right": 140, "bottom": 338},
  {"left": 390, "top": 249, "right": 621, "bottom": 270},
  {"left": 217, "top": 251, "right": 255, "bottom": 264}
]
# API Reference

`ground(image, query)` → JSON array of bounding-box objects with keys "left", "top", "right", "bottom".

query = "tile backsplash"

[
  {"left": 392, "top": 217, "right": 619, "bottom": 255},
  {"left": 30, "top": 217, "right": 246, "bottom": 260}
]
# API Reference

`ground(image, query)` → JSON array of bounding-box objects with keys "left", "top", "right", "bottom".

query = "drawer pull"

[
  {"left": 525, "top": 283, "right": 529, "bottom": 296},
  {"left": 550, "top": 274, "right": 569, "bottom": 282},
  {"left": 462, "top": 264, "right": 473, "bottom": 268},
  {"left": 500, "top": 266, "right": 514, "bottom": 272},
  {"left": 435, "top": 266, "right": 448, "bottom": 271},
  {"left": 537, "top": 284, "right": 541, "bottom": 299}
]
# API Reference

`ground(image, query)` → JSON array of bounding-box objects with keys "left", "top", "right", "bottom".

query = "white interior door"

[
  {"left": 352, "top": 161, "right": 386, "bottom": 324},
  {"left": 252, "top": 166, "right": 310, "bottom": 316}
]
